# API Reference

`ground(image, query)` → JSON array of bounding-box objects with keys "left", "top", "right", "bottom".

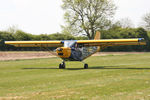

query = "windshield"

[{"left": 64, "top": 41, "right": 76, "bottom": 48}]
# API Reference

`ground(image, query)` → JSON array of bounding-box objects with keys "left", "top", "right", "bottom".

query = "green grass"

[{"left": 0, "top": 53, "right": 150, "bottom": 100}]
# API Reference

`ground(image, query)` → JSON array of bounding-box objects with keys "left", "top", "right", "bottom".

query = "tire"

[
  {"left": 84, "top": 64, "right": 88, "bottom": 69},
  {"left": 59, "top": 64, "right": 62, "bottom": 69},
  {"left": 62, "top": 62, "right": 66, "bottom": 69},
  {"left": 59, "top": 62, "right": 66, "bottom": 69}
]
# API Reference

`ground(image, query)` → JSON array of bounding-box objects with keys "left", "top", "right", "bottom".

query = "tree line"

[
  {"left": 101, "top": 27, "right": 150, "bottom": 51},
  {"left": 0, "top": 27, "right": 149, "bottom": 51},
  {"left": 0, "top": 30, "right": 88, "bottom": 51}
]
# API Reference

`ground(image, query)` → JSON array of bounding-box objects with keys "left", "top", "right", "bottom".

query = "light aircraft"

[{"left": 4, "top": 31, "right": 146, "bottom": 69}]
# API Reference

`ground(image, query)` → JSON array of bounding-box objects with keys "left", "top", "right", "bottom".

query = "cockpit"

[{"left": 63, "top": 40, "right": 77, "bottom": 48}]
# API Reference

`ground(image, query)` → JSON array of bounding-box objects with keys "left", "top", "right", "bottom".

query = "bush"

[
  {"left": 0, "top": 31, "right": 15, "bottom": 41},
  {"left": 13, "top": 30, "right": 33, "bottom": 40}
]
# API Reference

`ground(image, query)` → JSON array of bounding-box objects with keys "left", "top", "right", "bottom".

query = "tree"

[
  {"left": 37, "top": 34, "right": 51, "bottom": 40},
  {"left": 62, "top": 0, "right": 116, "bottom": 39},
  {"left": 49, "top": 33, "right": 75, "bottom": 40},
  {"left": 7, "top": 25, "right": 19, "bottom": 34},
  {"left": 113, "top": 18, "right": 134, "bottom": 29},
  {"left": 141, "top": 13, "right": 150, "bottom": 31}
]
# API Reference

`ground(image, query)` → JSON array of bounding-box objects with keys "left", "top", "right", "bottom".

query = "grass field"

[{"left": 0, "top": 53, "right": 150, "bottom": 100}]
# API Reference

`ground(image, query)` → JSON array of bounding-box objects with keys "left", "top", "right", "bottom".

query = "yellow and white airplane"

[{"left": 4, "top": 32, "right": 146, "bottom": 69}]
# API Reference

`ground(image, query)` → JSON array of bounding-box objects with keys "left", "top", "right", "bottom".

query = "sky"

[
  {"left": 0, "top": 0, "right": 150, "bottom": 34},
  {"left": 114, "top": 0, "right": 150, "bottom": 26}
]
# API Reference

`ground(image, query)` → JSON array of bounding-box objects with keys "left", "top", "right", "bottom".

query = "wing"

[
  {"left": 5, "top": 41, "right": 63, "bottom": 47},
  {"left": 5, "top": 38, "right": 146, "bottom": 48},
  {"left": 77, "top": 38, "right": 146, "bottom": 47}
]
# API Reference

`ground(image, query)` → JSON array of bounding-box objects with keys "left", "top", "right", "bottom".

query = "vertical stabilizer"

[
  {"left": 94, "top": 31, "right": 101, "bottom": 51},
  {"left": 94, "top": 31, "right": 101, "bottom": 40}
]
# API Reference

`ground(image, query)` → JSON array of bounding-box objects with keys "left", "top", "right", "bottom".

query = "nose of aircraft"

[{"left": 56, "top": 47, "right": 71, "bottom": 58}]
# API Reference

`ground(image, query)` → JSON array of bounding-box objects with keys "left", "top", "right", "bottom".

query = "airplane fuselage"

[
  {"left": 56, "top": 47, "right": 83, "bottom": 61},
  {"left": 56, "top": 40, "right": 98, "bottom": 61}
]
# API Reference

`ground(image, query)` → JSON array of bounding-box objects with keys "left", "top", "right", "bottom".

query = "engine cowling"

[{"left": 56, "top": 47, "right": 71, "bottom": 58}]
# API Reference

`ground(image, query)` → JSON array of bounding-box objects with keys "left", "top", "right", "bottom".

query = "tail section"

[
  {"left": 80, "top": 31, "right": 101, "bottom": 60},
  {"left": 94, "top": 31, "right": 101, "bottom": 51}
]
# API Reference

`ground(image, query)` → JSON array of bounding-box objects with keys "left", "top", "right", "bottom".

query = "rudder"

[
  {"left": 94, "top": 31, "right": 101, "bottom": 51},
  {"left": 94, "top": 31, "right": 101, "bottom": 40}
]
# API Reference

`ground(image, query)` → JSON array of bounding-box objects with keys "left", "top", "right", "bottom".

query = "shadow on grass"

[
  {"left": 23, "top": 68, "right": 58, "bottom": 69},
  {"left": 22, "top": 66, "right": 150, "bottom": 70},
  {"left": 88, "top": 66, "right": 150, "bottom": 70},
  {"left": 22, "top": 67, "right": 84, "bottom": 70},
  {"left": 66, "top": 66, "right": 150, "bottom": 70}
]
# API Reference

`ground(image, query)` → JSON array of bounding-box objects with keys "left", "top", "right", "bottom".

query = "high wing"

[
  {"left": 76, "top": 38, "right": 146, "bottom": 48},
  {"left": 5, "top": 38, "right": 146, "bottom": 48},
  {"left": 5, "top": 41, "right": 63, "bottom": 47}
]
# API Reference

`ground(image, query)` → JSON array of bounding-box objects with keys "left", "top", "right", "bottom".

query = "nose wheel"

[{"left": 59, "top": 62, "right": 66, "bottom": 69}]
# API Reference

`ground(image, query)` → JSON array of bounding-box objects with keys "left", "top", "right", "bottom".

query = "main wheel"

[
  {"left": 84, "top": 64, "right": 88, "bottom": 69},
  {"left": 59, "top": 64, "right": 62, "bottom": 69},
  {"left": 62, "top": 62, "right": 66, "bottom": 69}
]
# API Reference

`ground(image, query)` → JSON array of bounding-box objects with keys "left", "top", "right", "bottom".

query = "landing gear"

[
  {"left": 59, "top": 61, "right": 88, "bottom": 69},
  {"left": 59, "top": 61, "right": 66, "bottom": 69},
  {"left": 84, "top": 63, "right": 88, "bottom": 69},
  {"left": 81, "top": 61, "right": 89, "bottom": 69}
]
